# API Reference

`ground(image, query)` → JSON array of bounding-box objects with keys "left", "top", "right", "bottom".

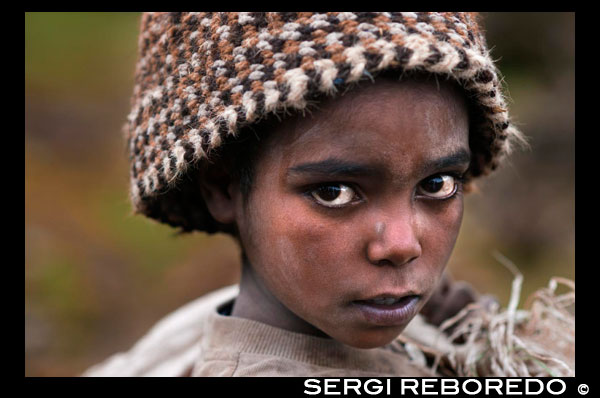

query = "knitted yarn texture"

[{"left": 126, "top": 12, "right": 524, "bottom": 233}]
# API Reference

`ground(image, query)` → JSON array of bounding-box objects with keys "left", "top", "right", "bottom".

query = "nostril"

[{"left": 374, "top": 256, "right": 418, "bottom": 267}]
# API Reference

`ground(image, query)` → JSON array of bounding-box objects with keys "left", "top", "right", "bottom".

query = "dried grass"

[{"left": 399, "top": 252, "right": 574, "bottom": 377}]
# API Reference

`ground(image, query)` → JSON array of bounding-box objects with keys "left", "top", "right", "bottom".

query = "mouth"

[{"left": 352, "top": 294, "right": 421, "bottom": 327}]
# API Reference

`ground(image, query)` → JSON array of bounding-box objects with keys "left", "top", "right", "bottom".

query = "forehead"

[{"left": 261, "top": 77, "right": 470, "bottom": 178}]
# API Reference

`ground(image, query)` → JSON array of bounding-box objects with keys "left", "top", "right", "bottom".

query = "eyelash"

[
  {"left": 306, "top": 172, "right": 466, "bottom": 208},
  {"left": 305, "top": 182, "right": 363, "bottom": 208},
  {"left": 416, "top": 172, "right": 467, "bottom": 200}
]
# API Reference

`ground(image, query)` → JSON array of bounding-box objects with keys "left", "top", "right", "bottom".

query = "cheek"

[
  {"left": 441, "top": 199, "right": 464, "bottom": 245},
  {"left": 277, "top": 214, "right": 351, "bottom": 283},
  {"left": 249, "top": 198, "right": 356, "bottom": 302},
  {"left": 418, "top": 199, "right": 464, "bottom": 274}
]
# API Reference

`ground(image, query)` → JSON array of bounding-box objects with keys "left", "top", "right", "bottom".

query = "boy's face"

[{"left": 233, "top": 77, "right": 470, "bottom": 348}]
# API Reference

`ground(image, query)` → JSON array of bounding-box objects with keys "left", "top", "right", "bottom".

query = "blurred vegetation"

[{"left": 25, "top": 12, "right": 574, "bottom": 376}]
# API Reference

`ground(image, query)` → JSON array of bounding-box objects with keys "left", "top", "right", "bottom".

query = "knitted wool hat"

[{"left": 126, "top": 12, "right": 524, "bottom": 233}]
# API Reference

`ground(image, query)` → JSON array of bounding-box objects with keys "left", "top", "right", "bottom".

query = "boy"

[{"left": 84, "top": 12, "right": 524, "bottom": 376}]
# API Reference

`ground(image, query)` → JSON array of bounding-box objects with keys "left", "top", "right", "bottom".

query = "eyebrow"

[
  {"left": 287, "top": 149, "right": 471, "bottom": 180},
  {"left": 421, "top": 149, "right": 471, "bottom": 175},
  {"left": 287, "top": 158, "right": 382, "bottom": 178}
]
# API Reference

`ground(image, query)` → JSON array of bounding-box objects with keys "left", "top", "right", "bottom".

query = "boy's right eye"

[{"left": 310, "top": 183, "right": 359, "bottom": 208}]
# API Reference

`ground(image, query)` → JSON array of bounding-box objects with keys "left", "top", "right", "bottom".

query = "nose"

[{"left": 366, "top": 211, "right": 422, "bottom": 267}]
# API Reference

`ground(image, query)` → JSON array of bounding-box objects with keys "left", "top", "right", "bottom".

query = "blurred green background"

[{"left": 25, "top": 12, "right": 575, "bottom": 376}]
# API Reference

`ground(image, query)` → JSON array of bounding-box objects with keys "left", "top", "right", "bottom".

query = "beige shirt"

[{"left": 83, "top": 285, "right": 434, "bottom": 377}]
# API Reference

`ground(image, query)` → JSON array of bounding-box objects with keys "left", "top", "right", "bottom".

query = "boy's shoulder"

[
  {"left": 82, "top": 284, "right": 239, "bottom": 377},
  {"left": 83, "top": 284, "right": 438, "bottom": 377}
]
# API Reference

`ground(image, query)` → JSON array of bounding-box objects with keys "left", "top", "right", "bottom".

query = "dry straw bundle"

[{"left": 400, "top": 252, "right": 575, "bottom": 377}]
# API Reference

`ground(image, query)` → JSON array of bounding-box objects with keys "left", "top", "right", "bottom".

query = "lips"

[
  {"left": 361, "top": 296, "right": 407, "bottom": 306},
  {"left": 352, "top": 294, "right": 421, "bottom": 326}
]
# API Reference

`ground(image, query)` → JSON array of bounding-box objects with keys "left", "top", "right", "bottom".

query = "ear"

[{"left": 198, "top": 162, "right": 239, "bottom": 225}]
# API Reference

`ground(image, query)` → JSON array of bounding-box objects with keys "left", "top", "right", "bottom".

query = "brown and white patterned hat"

[{"left": 126, "top": 12, "right": 525, "bottom": 233}]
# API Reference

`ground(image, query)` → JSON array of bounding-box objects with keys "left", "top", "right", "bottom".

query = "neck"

[{"left": 231, "top": 256, "right": 330, "bottom": 338}]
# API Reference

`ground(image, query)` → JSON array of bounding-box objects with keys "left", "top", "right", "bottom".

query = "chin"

[{"left": 337, "top": 327, "right": 406, "bottom": 349}]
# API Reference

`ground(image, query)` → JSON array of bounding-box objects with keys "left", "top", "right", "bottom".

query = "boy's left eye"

[
  {"left": 311, "top": 184, "right": 358, "bottom": 207},
  {"left": 417, "top": 174, "right": 459, "bottom": 199}
]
